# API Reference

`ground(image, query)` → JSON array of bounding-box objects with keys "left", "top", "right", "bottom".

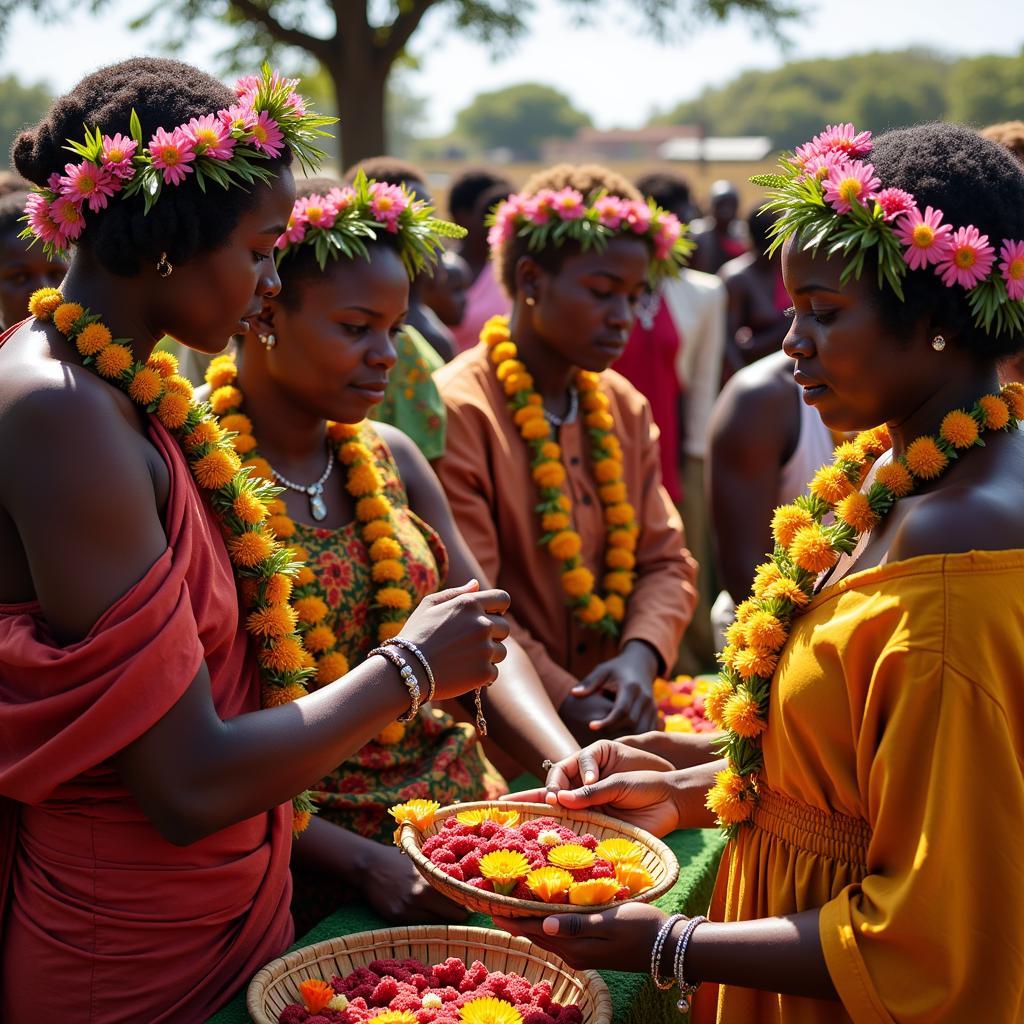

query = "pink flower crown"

[
  {"left": 21, "top": 63, "right": 336, "bottom": 258},
  {"left": 275, "top": 170, "right": 465, "bottom": 279},
  {"left": 754, "top": 122, "right": 1024, "bottom": 337},
  {"left": 487, "top": 187, "right": 693, "bottom": 283}
]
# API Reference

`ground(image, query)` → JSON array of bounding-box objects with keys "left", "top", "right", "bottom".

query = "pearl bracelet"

[
  {"left": 368, "top": 646, "right": 422, "bottom": 723},
  {"left": 672, "top": 915, "right": 707, "bottom": 1013},
  {"left": 382, "top": 637, "right": 435, "bottom": 702},
  {"left": 650, "top": 913, "right": 685, "bottom": 990}
]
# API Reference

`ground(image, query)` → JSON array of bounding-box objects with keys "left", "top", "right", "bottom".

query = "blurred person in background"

[
  {"left": 691, "top": 179, "right": 748, "bottom": 274},
  {"left": 421, "top": 249, "right": 470, "bottom": 334}
]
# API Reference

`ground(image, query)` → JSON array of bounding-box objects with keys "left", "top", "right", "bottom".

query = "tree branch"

[
  {"left": 227, "top": 0, "right": 333, "bottom": 62},
  {"left": 378, "top": 0, "right": 436, "bottom": 65}
]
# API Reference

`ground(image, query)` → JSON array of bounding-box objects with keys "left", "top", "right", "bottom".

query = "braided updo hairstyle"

[{"left": 12, "top": 57, "right": 292, "bottom": 277}]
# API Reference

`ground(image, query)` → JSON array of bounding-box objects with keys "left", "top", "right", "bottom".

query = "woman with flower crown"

[
  {"left": 434, "top": 164, "right": 699, "bottom": 745},
  {"left": 498, "top": 123, "right": 1024, "bottom": 1023},
  {"left": 0, "top": 59, "right": 512, "bottom": 1022},
  {"left": 214, "top": 174, "right": 578, "bottom": 930}
]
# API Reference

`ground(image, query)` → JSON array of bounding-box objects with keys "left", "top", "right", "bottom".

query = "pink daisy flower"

[
  {"left": 593, "top": 195, "right": 624, "bottom": 229},
  {"left": 24, "top": 193, "right": 61, "bottom": 245},
  {"left": 821, "top": 160, "right": 881, "bottom": 214},
  {"left": 622, "top": 200, "right": 653, "bottom": 234},
  {"left": 525, "top": 191, "right": 555, "bottom": 226},
  {"left": 283, "top": 90, "right": 307, "bottom": 116},
  {"left": 234, "top": 74, "right": 261, "bottom": 99},
  {"left": 149, "top": 127, "right": 196, "bottom": 186},
  {"left": 276, "top": 215, "right": 305, "bottom": 249},
  {"left": 894, "top": 205, "right": 953, "bottom": 270},
  {"left": 326, "top": 186, "right": 356, "bottom": 212},
  {"left": 100, "top": 133, "right": 138, "bottom": 179},
  {"left": 184, "top": 114, "right": 236, "bottom": 161},
  {"left": 873, "top": 187, "right": 916, "bottom": 222},
  {"left": 487, "top": 200, "right": 519, "bottom": 249},
  {"left": 59, "top": 159, "right": 118, "bottom": 213},
  {"left": 935, "top": 225, "right": 996, "bottom": 289},
  {"left": 219, "top": 103, "right": 257, "bottom": 135},
  {"left": 368, "top": 181, "right": 408, "bottom": 232},
  {"left": 998, "top": 239, "right": 1024, "bottom": 301},
  {"left": 46, "top": 172, "right": 62, "bottom": 192},
  {"left": 653, "top": 215, "right": 683, "bottom": 260},
  {"left": 800, "top": 151, "right": 846, "bottom": 182},
  {"left": 248, "top": 111, "right": 284, "bottom": 157},
  {"left": 295, "top": 194, "right": 336, "bottom": 230},
  {"left": 810, "top": 123, "right": 873, "bottom": 159},
  {"left": 550, "top": 187, "right": 585, "bottom": 220},
  {"left": 50, "top": 196, "right": 86, "bottom": 243}
]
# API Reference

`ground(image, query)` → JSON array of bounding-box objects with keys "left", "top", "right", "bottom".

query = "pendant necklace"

[{"left": 269, "top": 441, "right": 335, "bottom": 522}]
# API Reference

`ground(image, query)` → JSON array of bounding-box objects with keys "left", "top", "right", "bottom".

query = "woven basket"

[
  {"left": 397, "top": 799, "right": 678, "bottom": 918},
  {"left": 247, "top": 924, "right": 612, "bottom": 1024}
]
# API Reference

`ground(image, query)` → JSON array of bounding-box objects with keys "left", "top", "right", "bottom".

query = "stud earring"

[
  {"left": 932, "top": 334, "right": 946, "bottom": 351},
  {"left": 156, "top": 252, "right": 173, "bottom": 277},
  {"left": 258, "top": 333, "right": 277, "bottom": 349},
  {"left": 525, "top": 296, "right": 536, "bottom": 307}
]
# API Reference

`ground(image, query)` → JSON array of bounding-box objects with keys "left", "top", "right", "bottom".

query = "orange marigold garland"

[
  {"left": 709, "top": 393, "right": 1022, "bottom": 837},
  {"left": 31, "top": 287, "right": 316, "bottom": 835},
  {"left": 481, "top": 314, "right": 639, "bottom": 635}
]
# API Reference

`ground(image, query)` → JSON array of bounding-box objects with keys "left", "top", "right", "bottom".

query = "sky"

[{"left": 2, "top": 0, "right": 1023, "bottom": 136}]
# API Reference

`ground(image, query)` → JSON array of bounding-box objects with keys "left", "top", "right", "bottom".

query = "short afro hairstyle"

[
  {"left": 636, "top": 171, "right": 691, "bottom": 217},
  {"left": 343, "top": 155, "right": 427, "bottom": 189},
  {"left": 864, "top": 123, "right": 1024, "bottom": 359},
  {"left": 12, "top": 57, "right": 292, "bottom": 277},
  {"left": 980, "top": 121, "right": 1024, "bottom": 166},
  {"left": 0, "top": 190, "right": 31, "bottom": 235},
  {"left": 447, "top": 167, "right": 512, "bottom": 220},
  {"left": 495, "top": 163, "right": 642, "bottom": 297}
]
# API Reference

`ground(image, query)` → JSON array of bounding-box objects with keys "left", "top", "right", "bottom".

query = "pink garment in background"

[{"left": 451, "top": 262, "right": 511, "bottom": 352}]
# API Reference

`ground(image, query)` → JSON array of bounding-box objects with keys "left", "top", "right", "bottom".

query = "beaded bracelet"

[
  {"left": 368, "top": 646, "right": 422, "bottom": 723},
  {"left": 383, "top": 637, "right": 436, "bottom": 702},
  {"left": 650, "top": 913, "right": 685, "bottom": 990},
  {"left": 672, "top": 915, "right": 708, "bottom": 1013}
]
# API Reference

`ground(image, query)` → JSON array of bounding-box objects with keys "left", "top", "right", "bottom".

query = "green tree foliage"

[
  {"left": 653, "top": 48, "right": 1024, "bottom": 148},
  {"left": 0, "top": 75, "right": 52, "bottom": 171},
  {"left": 454, "top": 83, "right": 591, "bottom": 160}
]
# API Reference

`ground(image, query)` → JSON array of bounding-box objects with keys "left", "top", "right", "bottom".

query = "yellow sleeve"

[{"left": 820, "top": 649, "right": 1024, "bottom": 1023}]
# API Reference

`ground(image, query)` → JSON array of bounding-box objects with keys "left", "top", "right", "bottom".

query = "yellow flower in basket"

[
  {"left": 615, "top": 862, "right": 655, "bottom": 895},
  {"left": 479, "top": 850, "right": 531, "bottom": 895},
  {"left": 568, "top": 878, "right": 621, "bottom": 906},
  {"left": 526, "top": 867, "right": 574, "bottom": 903},
  {"left": 388, "top": 799, "right": 440, "bottom": 831},
  {"left": 595, "top": 837, "right": 644, "bottom": 865},
  {"left": 547, "top": 844, "right": 595, "bottom": 870},
  {"left": 459, "top": 996, "right": 524, "bottom": 1024}
]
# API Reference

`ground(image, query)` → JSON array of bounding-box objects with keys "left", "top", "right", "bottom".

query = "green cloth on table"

[{"left": 207, "top": 780, "right": 726, "bottom": 1024}]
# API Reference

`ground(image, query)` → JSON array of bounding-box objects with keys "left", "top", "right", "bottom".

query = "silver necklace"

[
  {"left": 268, "top": 442, "right": 335, "bottom": 522},
  {"left": 544, "top": 387, "right": 579, "bottom": 428}
]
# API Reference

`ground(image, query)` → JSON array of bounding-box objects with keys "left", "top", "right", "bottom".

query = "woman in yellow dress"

[{"left": 501, "top": 122, "right": 1024, "bottom": 1023}]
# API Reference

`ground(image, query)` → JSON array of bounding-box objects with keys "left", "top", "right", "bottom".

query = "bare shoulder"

[{"left": 711, "top": 351, "right": 795, "bottom": 442}]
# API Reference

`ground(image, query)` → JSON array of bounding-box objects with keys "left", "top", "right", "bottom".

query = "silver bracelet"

[
  {"left": 650, "top": 913, "right": 685, "bottom": 990},
  {"left": 672, "top": 915, "right": 708, "bottom": 1013},
  {"left": 382, "top": 637, "right": 435, "bottom": 702},
  {"left": 368, "top": 646, "right": 421, "bottom": 723}
]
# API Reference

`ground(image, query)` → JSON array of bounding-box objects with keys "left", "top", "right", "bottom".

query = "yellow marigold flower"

[
  {"left": 603, "top": 570, "right": 633, "bottom": 595},
  {"left": 595, "top": 838, "right": 644, "bottom": 864},
  {"left": 459, "top": 997, "right": 523, "bottom": 1024},
  {"left": 722, "top": 691, "right": 767, "bottom": 737},
  {"left": 555, "top": 494, "right": 572, "bottom": 511},
  {"left": 375, "top": 720, "right": 406, "bottom": 745},
  {"left": 389, "top": 799, "right": 440, "bottom": 831},
  {"left": 489, "top": 340, "right": 518, "bottom": 365},
  {"left": 771, "top": 504, "right": 814, "bottom": 549},
  {"left": 542, "top": 511, "right": 571, "bottom": 532},
  {"left": 538, "top": 442, "right": 561, "bottom": 462},
  {"left": 155, "top": 392, "right": 190, "bottom": 430},
  {"left": 362, "top": 519, "right": 395, "bottom": 543},
  {"left": 763, "top": 577, "right": 810, "bottom": 608},
  {"left": 513, "top": 404, "right": 545, "bottom": 427},
  {"left": 561, "top": 566, "right": 594, "bottom": 598},
  {"left": 378, "top": 619, "right": 405, "bottom": 641},
  {"left": 604, "top": 502, "right": 635, "bottom": 527},
  {"left": 547, "top": 844, "right": 595, "bottom": 870},
  {"left": 230, "top": 433, "right": 256, "bottom": 456},
  {"left": 316, "top": 650, "right": 350, "bottom": 684},
  {"left": 504, "top": 372, "right": 535, "bottom": 397},
  {"left": 265, "top": 514, "right": 295, "bottom": 540},
  {"left": 526, "top": 867, "right": 574, "bottom": 903},
  {"left": 193, "top": 447, "right": 242, "bottom": 490},
  {"left": 809, "top": 464, "right": 853, "bottom": 504},
  {"left": 832, "top": 440, "right": 865, "bottom": 464},
  {"left": 95, "top": 343, "right": 133, "bottom": 379},
  {"left": 604, "top": 436, "right": 623, "bottom": 460},
  {"left": 338, "top": 440, "right": 371, "bottom": 465},
  {"left": 520, "top": 417, "right": 551, "bottom": 441},
  {"left": 905, "top": 436, "right": 947, "bottom": 479},
  {"left": 228, "top": 527, "right": 274, "bottom": 568},
  {"left": 259, "top": 634, "right": 307, "bottom": 673},
  {"left": 261, "top": 682, "right": 307, "bottom": 708},
  {"left": 262, "top": 498, "right": 285, "bottom": 517},
  {"left": 161, "top": 375, "right": 193, "bottom": 401},
  {"left": 295, "top": 565, "right": 316, "bottom": 586},
  {"left": 789, "top": 524, "right": 838, "bottom": 574},
  {"left": 292, "top": 808, "right": 312, "bottom": 834},
  {"left": 723, "top": 618, "right": 747, "bottom": 651},
  {"left": 580, "top": 389, "right": 609, "bottom": 412},
  {"left": 745, "top": 610, "right": 786, "bottom": 653},
  {"left": 703, "top": 678, "right": 734, "bottom": 729},
  {"left": 855, "top": 425, "right": 890, "bottom": 457},
  {"left": 210, "top": 385, "right": 243, "bottom": 414},
  {"left": 874, "top": 461, "right": 913, "bottom": 498},
  {"left": 377, "top": 586, "right": 413, "bottom": 610},
  {"left": 356, "top": 495, "right": 392, "bottom": 522},
  {"left": 585, "top": 410, "right": 615, "bottom": 432},
  {"left": 53, "top": 301, "right": 84, "bottom": 334},
  {"left": 734, "top": 599, "right": 757, "bottom": 623},
  {"left": 127, "top": 366, "right": 163, "bottom": 406},
  {"left": 705, "top": 769, "right": 754, "bottom": 825},
  {"left": 594, "top": 458, "right": 622, "bottom": 484},
  {"left": 835, "top": 491, "right": 879, "bottom": 534},
  {"left": 369, "top": 537, "right": 403, "bottom": 561},
  {"left": 241, "top": 456, "right": 273, "bottom": 480},
  {"left": 979, "top": 394, "right": 1011, "bottom": 431},
  {"left": 495, "top": 358, "right": 524, "bottom": 382},
  {"left": 568, "top": 878, "right": 621, "bottom": 906},
  {"left": 205, "top": 355, "right": 237, "bottom": 388},
  {"left": 28, "top": 286, "right": 62, "bottom": 320},
  {"left": 606, "top": 547, "right": 636, "bottom": 571},
  {"left": 577, "top": 370, "right": 601, "bottom": 390},
  {"left": 547, "top": 530, "right": 582, "bottom": 560},
  {"left": 372, "top": 558, "right": 406, "bottom": 583},
  {"left": 605, "top": 593, "right": 625, "bottom": 621},
  {"left": 220, "top": 413, "right": 253, "bottom": 436},
  {"left": 607, "top": 529, "right": 637, "bottom": 552},
  {"left": 289, "top": 545, "right": 310, "bottom": 563},
  {"left": 347, "top": 462, "right": 383, "bottom": 496},
  {"left": 479, "top": 850, "right": 531, "bottom": 894},
  {"left": 480, "top": 317, "right": 510, "bottom": 346},
  {"left": 232, "top": 492, "right": 269, "bottom": 524},
  {"left": 598, "top": 482, "right": 627, "bottom": 505},
  {"left": 146, "top": 350, "right": 178, "bottom": 378},
  {"left": 293, "top": 595, "right": 329, "bottom": 625},
  {"left": 1001, "top": 382, "right": 1024, "bottom": 420},
  {"left": 303, "top": 624, "right": 336, "bottom": 653},
  {"left": 752, "top": 560, "right": 783, "bottom": 597},
  {"left": 75, "top": 321, "right": 112, "bottom": 356},
  {"left": 615, "top": 863, "right": 655, "bottom": 895},
  {"left": 327, "top": 420, "right": 359, "bottom": 442},
  {"left": 247, "top": 602, "right": 298, "bottom": 638},
  {"left": 733, "top": 646, "right": 779, "bottom": 682},
  {"left": 939, "top": 409, "right": 979, "bottom": 449},
  {"left": 532, "top": 461, "right": 566, "bottom": 489}
]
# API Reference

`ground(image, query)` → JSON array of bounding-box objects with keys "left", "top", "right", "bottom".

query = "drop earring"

[
  {"left": 156, "top": 252, "right": 173, "bottom": 277},
  {"left": 932, "top": 334, "right": 946, "bottom": 351},
  {"left": 525, "top": 296, "right": 536, "bottom": 307},
  {"left": 258, "top": 333, "right": 277, "bottom": 349}
]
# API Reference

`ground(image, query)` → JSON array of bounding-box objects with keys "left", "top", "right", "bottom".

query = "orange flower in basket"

[
  {"left": 388, "top": 799, "right": 440, "bottom": 831},
  {"left": 479, "top": 850, "right": 531, "bottom": 895},
  {"left": 615, "top": 862, "right": 655, "bottom": 895},
  {"left": 547, "top": 844, "right": 596, "bottom": 870},
  {"left": 526, "top": 866, "right": 574, "bottom": 903},
  {"left": 568, "top": 878, "right": 621, "bottom": 906},
  {"left": 299, "top": 978, "right": 335, "bottom": 1014},
  {"left": 595, "top": 838, "right": 644, "bottom": 865},
  {"left": 487, "top": 808, "right": 521, "bottom": 827}
]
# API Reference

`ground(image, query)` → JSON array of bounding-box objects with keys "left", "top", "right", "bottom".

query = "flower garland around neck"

[
  {"left": 29, "top": 287, "right": 318, "bottom": 835},
  {"left": 205, "top": 353, "right": 464, "bottom": 745},
  {"left": 480, "top": 314, "right": 639, "bottom": 637},
  {"left": 704, "top": 382, "right": 1024, "bottom": 836}
]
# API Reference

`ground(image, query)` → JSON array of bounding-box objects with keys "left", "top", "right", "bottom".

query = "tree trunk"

[{"left": 326, "top": 50, "right": 389, "bottom": 170}]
